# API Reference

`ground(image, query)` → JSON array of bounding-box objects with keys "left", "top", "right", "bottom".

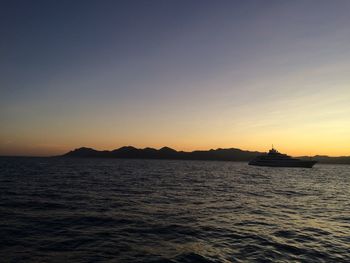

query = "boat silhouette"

[{"left": 249, "top": 147, "right": 317, "bottom": 168}]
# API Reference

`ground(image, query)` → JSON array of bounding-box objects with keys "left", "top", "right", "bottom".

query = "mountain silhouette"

[
  {"left": 61, "top": 146, "right": 350, "bottom": 164},
  {"left": 62, "top": 146, "right": 262, "bottom": 161}
]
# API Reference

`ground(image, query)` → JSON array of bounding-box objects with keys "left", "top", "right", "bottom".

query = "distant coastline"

[{"left": 58, "top": 146, "right": 350, "bottom": 165}]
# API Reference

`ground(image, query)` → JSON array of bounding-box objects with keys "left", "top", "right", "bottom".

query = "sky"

[{"left": 1, "top": 0, "right": 350, "bottom": 156}]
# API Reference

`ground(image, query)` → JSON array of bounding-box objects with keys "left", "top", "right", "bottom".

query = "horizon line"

[{"left": 1, "top": 145, "right": 348, "bottom": 158}]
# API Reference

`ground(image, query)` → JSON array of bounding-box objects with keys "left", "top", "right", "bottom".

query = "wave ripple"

[{"left": 1, "top": 158, "right": 350, "bottom": 262}]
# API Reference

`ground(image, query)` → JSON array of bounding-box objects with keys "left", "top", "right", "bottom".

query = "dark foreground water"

[{"left": 0, "top": 158, "right": 349, "bottom": 262}]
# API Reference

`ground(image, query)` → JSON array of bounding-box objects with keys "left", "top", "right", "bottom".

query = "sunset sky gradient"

[{"left": 1, "top": 0, "right": 350, "bottom": 156}]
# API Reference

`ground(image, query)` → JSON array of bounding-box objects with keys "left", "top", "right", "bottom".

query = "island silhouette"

[{"left": 61, "top": 146, "right": 350, "bottom": 164}]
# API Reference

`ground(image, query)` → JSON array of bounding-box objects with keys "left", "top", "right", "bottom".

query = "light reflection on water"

[{"left": 0, "top": 158, "right": 349, "bottom": 262}]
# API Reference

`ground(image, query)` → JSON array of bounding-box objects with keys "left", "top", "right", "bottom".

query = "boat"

[{"left": 249, "top": 146, "right": 317, "bottom": 168}]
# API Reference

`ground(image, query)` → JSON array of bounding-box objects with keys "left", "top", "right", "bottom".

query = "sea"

[{"left": 0, "top": 157, "right": 349, "bottom": 262}]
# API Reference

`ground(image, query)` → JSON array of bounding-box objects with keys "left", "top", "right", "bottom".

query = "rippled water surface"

[{"left": 1, "top": 157, "right": 350, "bottom": 262}]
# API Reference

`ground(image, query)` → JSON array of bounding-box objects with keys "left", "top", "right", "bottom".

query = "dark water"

[{"left": 1, "top": 158, "right": 349, "bottom": 262}]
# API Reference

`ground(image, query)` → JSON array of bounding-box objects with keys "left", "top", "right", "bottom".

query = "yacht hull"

[{"left": 249, "top": 160, "right": 317, "bottom": 168}]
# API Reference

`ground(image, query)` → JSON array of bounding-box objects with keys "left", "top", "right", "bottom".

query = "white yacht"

[{"left": 249, "top": 147, "right": 317, "bottom": 168}]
